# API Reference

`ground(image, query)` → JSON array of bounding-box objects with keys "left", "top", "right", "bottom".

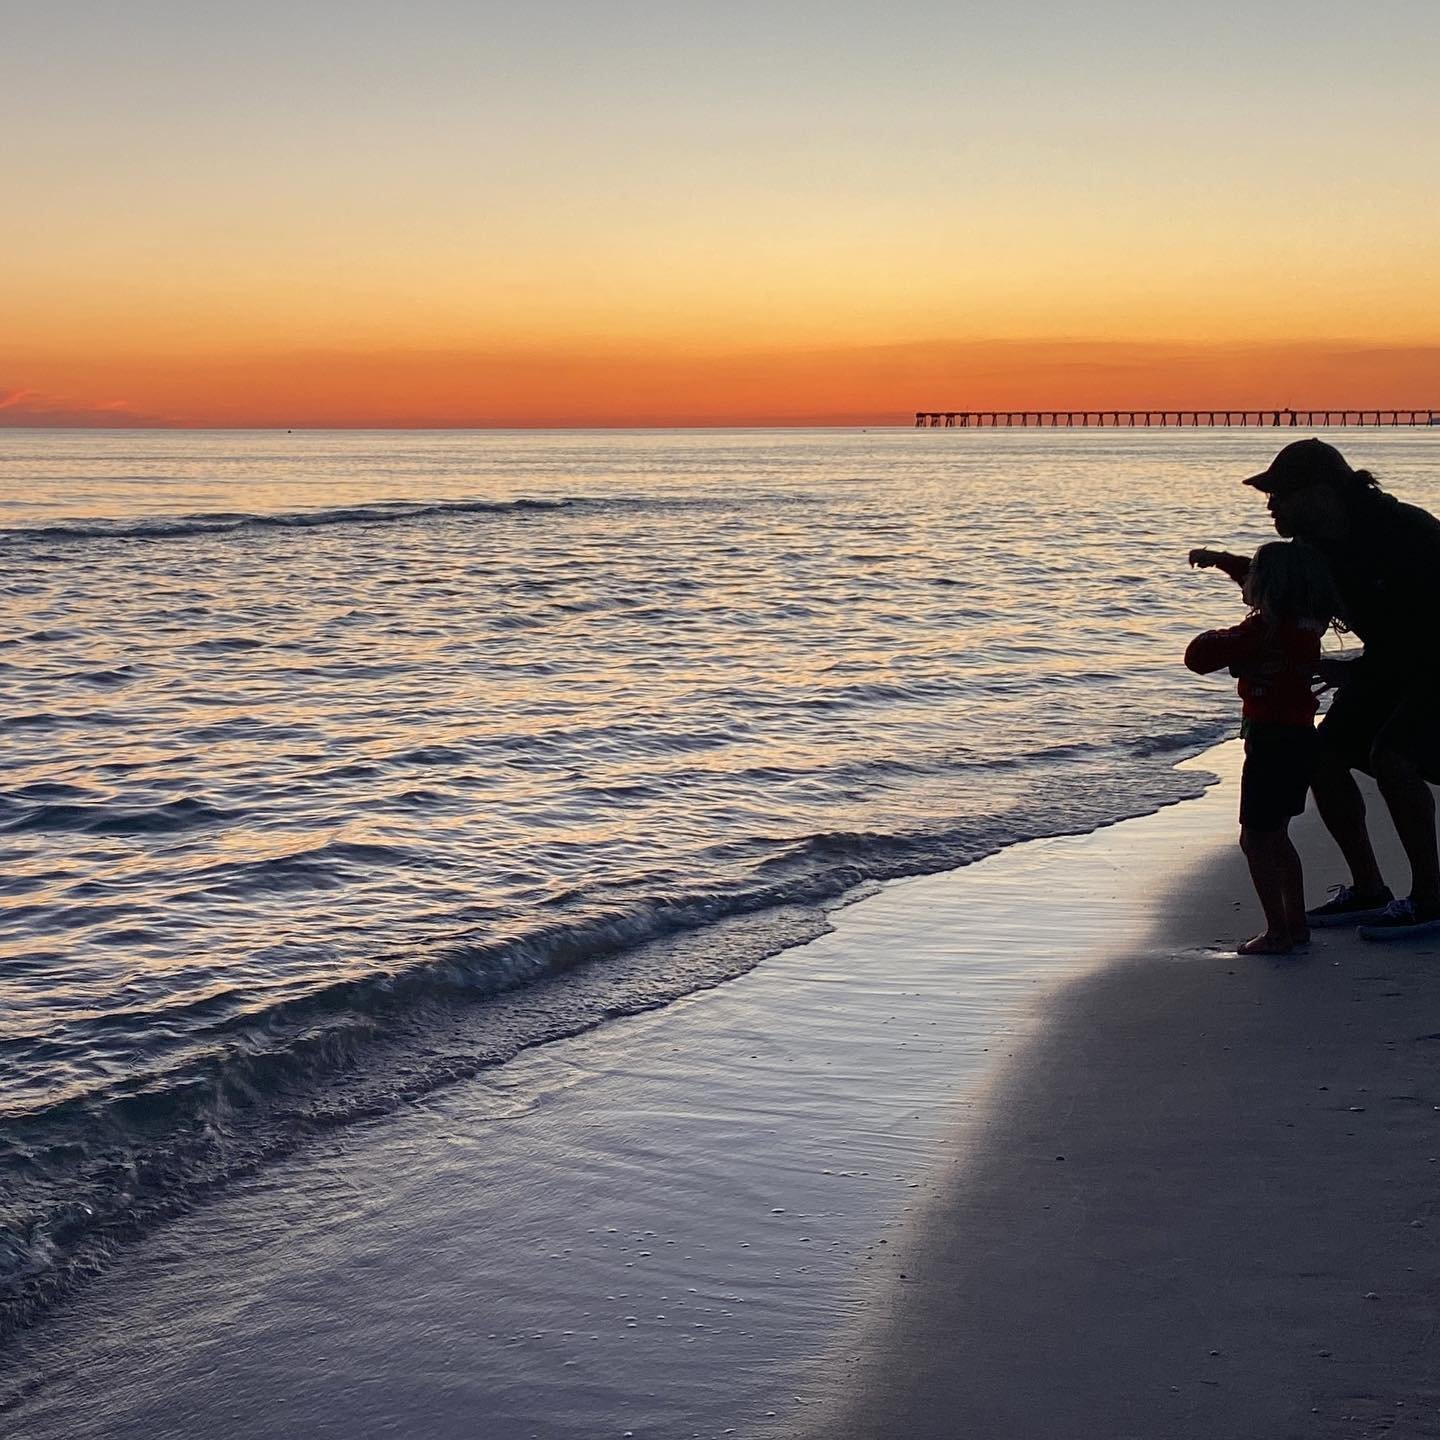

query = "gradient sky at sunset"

[{"left": 6, "top": 1, "right": 1440, "bottom": 426}]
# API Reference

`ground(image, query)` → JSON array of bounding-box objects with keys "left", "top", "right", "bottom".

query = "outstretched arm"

[
  {"left": 1184, "top": 616, "right": 1264, "bottom": 675},
  {"left": 1188, "top": 549, "right": 1251, "bottom": 585}
]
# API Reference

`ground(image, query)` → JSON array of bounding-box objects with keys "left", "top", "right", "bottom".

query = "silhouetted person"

[
  {"left": 1185, "top": 541, "right": 1341, "bottom": 954},
  {"left": 1190, "top": 438, "right": 1440, "bottom": 939}
]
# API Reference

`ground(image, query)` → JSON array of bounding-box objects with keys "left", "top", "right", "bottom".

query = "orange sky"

[
  {"left": 5, "top": 340, "right": 1440, "bottom": 429},
  {"left": 6, "top": 5, "right": 1439, "bottom": 427}
]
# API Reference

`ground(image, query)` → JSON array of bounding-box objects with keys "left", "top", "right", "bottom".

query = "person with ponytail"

[{"left": 1191, "top": 439, "right": 1440, "bottom": 941}]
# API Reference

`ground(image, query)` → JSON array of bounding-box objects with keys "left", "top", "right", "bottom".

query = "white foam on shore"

[{"left": 4, "top": 746, "right": 1246, "bottom": 1440}]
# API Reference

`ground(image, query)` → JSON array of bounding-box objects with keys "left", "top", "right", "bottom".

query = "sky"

[{"left": 5, "top": 0, "right": 1440, "bottom": 426}]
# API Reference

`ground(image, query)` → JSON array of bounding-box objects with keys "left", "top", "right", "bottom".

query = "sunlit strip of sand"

[{"left": 6, "top": 743, "right": 1357, "bottom": 1440}]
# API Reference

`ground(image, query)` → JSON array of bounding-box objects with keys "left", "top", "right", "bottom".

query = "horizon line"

[{"left": 6, "top": 414, "right": 1440, "bottom": 434}]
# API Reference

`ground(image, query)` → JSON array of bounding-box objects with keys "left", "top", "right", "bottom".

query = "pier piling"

[{"left": 914, "top": 407, "right": 1439, "bottom": 428}]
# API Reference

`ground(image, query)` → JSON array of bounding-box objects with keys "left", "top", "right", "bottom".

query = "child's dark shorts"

[{"left": 1240, "top": 721, "right": 1317, "bottom": 832}]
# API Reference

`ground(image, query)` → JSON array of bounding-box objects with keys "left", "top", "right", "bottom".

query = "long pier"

[{"left": 914, "top": 408, "right": 1440, "bottom": 428}]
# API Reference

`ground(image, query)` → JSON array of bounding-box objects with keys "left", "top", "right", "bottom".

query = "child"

[{"left": 1186, "top": 541, "right": 1341, "bottom": 955}]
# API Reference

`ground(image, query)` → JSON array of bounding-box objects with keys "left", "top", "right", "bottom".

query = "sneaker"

[
  {"left": 1358, "top": 897, "right": 1440, "bottom": 942},
  {"left": 1306, "top": 884, "right": 1395, "bottom": 928}
]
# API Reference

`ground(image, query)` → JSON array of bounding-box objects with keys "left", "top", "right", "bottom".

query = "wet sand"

[{"left": 804, "top": 781, "right": 1440, "bottom": 1439}]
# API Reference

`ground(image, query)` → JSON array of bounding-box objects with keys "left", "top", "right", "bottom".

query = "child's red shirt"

[{"left": 1184, "top": 614, "right": 1321, "bottom": 726}]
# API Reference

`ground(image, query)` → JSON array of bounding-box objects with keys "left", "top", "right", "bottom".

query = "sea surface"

[{"left": 3, "top": 425, "right": 1436, "bottom": 1335}]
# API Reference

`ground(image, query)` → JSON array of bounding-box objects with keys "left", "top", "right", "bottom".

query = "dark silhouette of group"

[{"left": 1188, "top": 438, "right": 1440, "bottom": 951}]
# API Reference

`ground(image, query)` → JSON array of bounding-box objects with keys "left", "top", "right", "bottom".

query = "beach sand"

[
  {"left": 6, "top": 744, "right": 1439, "bottom": 1438},
  {"left": 803, "top": 777, "right": 1440, "bottom": 1439}
]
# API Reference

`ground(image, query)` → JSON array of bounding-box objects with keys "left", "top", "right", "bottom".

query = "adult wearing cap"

[{"left": 1190, "top": 438, "right": 1440, "bottom": 939}]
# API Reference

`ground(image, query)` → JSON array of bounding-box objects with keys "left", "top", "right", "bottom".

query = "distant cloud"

[{"left": 0, "top": 387, "right": 170, "bottom": 427}]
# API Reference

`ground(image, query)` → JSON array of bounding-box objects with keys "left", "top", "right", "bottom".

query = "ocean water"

[{"left": 2, "top": 425, "right": 1436, "bottom": 1335}]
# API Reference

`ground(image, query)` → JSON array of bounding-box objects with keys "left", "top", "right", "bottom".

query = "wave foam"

[{"left": 3, "top": 496, "right": 572, "bottom": 545}]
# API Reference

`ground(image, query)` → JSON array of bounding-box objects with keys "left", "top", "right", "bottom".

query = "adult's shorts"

[
  {"left": 1240, "top": 721, "right": 1318, "bottom": 831},
  {"left": 1318, "top": 667, "right": 1440, "bottom": 784}
]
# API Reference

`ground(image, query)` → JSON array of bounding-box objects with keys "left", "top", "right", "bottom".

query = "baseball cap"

[{"left": 1243, "top": 437, "right": 1356, "bottom": 494}]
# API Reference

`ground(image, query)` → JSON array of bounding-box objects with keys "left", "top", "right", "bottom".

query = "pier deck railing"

[{"left": 914, "top": 409, "right": 1440, "bottom": 428}]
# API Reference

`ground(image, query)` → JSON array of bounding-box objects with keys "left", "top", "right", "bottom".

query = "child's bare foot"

[{"left": 1237, "top": 931, "right": 1294, "bottom": 955}]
